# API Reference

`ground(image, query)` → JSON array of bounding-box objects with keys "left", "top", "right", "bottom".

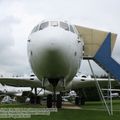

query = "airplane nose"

[
  {"left": 28, "top": 28, "right": 76, "bottom": 79},
  {"left": 37, "top": 43, "right": 69, "bottom": 78}
]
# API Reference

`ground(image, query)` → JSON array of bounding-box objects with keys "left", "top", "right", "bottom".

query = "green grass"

[{"left": 0, "top": 100, "right": 120, "bottom": 120}]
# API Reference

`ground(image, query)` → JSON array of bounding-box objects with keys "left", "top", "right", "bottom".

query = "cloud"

[
  {"left": 0, "top": 16, "right": 31, "bottom": 75},
  {"left": 0, "top": 16, "right": 20, "bottom": 48}
]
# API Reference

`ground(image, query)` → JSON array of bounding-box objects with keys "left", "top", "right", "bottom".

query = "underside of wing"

[{"left": 0, "top": 77, "right": 42, "bottom": 88}]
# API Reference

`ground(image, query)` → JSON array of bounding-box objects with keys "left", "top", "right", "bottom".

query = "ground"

[{"left": 0, "top": 100, "right": 120, "bottom": 120}]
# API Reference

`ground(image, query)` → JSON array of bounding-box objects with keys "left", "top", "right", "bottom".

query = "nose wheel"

[
  {"left": 47, "top": 94, "right": 62, "bottom": 108},
  {"left": 56, "top": 94, "right": 62, "bottom": 108},
  {"left": 47, "top": 78, "right": 62, "bottom": 108}
]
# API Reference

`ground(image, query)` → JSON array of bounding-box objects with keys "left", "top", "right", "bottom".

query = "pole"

[
  {"left": 88, "top": 60, "right": 111, "bottom": 115},
  {"left": 108, "top": 73, "right": 113, "bottom": 115}
]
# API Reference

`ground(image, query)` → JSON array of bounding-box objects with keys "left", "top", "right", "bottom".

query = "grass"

[{"left": 0, "top": 100, "right": 120, "bottom": 120}]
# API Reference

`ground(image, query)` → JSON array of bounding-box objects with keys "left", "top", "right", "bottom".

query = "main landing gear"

[
  {"left": 30, "top": 88, "right": 41, "bottom": 104},
  {"left": 75, "top": 96, "right": 85, "bottom": 106},
  {"left": 75, "top": 89, "right": 86, "bottom": 106}
]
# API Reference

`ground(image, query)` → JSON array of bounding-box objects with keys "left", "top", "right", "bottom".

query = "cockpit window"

[
  {"left": 70, "top": 25, "right": 75, "bottom": 33},
  {"left": 31, "top": 26, "right": 36, "bottom": 33},
  {"left": 50, "top": 21, "right": 58, "bottom": 27},
  {"left": 30, "top": 21, "right": 76, "bottom": 34},
  {"left": 60, "top": 22, "right": 69, "bottom": 31},
  {"left": 39, "top": 22, "right": 49, "bottom": 30},
  {"left": 35, "top": 25, "right": 39, "bottom": 31},
  {"left": 31, "top": 24, "right": 39, "bottom": 34}
]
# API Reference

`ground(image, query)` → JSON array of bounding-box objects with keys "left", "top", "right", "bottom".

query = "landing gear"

[
  {"left": 47, "top": 94, "right": 62, "bottom": 108},
  {"left": 47, "top": 94, "right": 52, "bottom": 108},
  {"left": 29, "top": 88, "right": 41, "bottom": 104},
  {"left": 56, "top": 94, "right": 62, "bottom": 108},
  {"left": 75, "top": 96, "right": 85, "bottom": 105},
  {"left": 30, "top": 96, "right": 36, "bottom": 104},
  {"left": 46, "top": 78, "right": 63, "bottom": 108},
  {"left": 75, "top": 89, "right": 86, "bottom": 106},
  {"left": 42, "top": 78, "right": 64, "bottom": 108},
  {"left": 36, "top": 96, "right": 41, "bottom": 104}
]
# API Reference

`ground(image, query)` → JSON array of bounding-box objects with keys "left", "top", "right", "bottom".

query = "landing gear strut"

[
  {"left": 47, "top": 94, "right": 62, "bottom": 108},
  {"left": 56, "top": 94, "right": 62, "bottom": 108},
  {"left": 47, "top": 78, "right": 62, "bottom": 108},
  {"left": 30, "top": 88, "right": 41, "bottom": 104},
  {"left": 75, "top": 89, "right": 86, "bottom": 106},
  {"left": 75, "top": 96, "right": 85, "bottom": 106}
]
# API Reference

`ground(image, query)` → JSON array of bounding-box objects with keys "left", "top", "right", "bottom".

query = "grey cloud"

[
  {"left": 0, "top": 47, "right": 31, "bottom": 75},
  {"left": 0, "top": 16, "right": 20, "bottom": 51},
  {"left": 0, "top": 16, "right": 31, "bottom": 75}
]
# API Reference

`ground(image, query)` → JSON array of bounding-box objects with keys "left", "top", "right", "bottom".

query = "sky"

[{"left": 0, "top": 0, "right": 120, "bottom": 76}]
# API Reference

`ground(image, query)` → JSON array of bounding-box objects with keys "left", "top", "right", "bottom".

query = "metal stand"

[
  {"left": 108, "top": 73, "right": 113, "bottom": 115},
  {"left": 88, "top": 60, "right": 113, "bottom": 115}
]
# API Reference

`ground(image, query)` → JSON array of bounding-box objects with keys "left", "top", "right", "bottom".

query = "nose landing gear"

[{"left": 46, "top": 78, "right": 62, "bottom": 108}]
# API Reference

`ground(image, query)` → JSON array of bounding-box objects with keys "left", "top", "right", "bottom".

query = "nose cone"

[
  {"left": 35, "top": 28, "right": 70, "bottom": 52},
  {"left": 36, "top": 31, "right": 70, "bottom": 78},
  {"left": 28, "top": 27, "right": 76, "bottom": 79}
]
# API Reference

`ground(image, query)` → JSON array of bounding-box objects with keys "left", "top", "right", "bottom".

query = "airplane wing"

[
  {"left": 67, "top": 76, "right": 119, "bottom": 89},
  {"left": 0, "top": 77, "right": 42, "bottom": 88}
]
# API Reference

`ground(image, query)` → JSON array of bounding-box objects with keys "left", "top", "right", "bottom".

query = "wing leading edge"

[{"left": 0, "top": 77, "right": 42, "bottom": 88}]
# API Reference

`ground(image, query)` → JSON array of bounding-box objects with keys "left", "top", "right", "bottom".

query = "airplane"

[
  {"left": 62, "top": 90, "right": 77, "bottom": 101},
  {"left": 1, "top": 95, "right": 16, "bottom": 104},
  {"left": 0, "top": 83, "right": 52, "bottom": 97},
  {"left": 102, "top": 88, "right": 120, "bottom": 98},
  {"left": 0, "top": 83, "right": 31, "bottom": 96},
  {"left": 104, "top": 93, "right": 119, "bottom": 98},
  {"left": 0, "top": 20, "right": 119, "bottom": 108},
  {"left": 0, "top": 83, "right": 53, "bottom": 105}
]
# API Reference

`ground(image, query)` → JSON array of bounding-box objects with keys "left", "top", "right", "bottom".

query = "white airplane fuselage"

[
  {"left": 27, "top": 21, "right": 83, "bottom": 91},
  {"left": 0, "top": 85, "right": 31, "bottom": 96}
]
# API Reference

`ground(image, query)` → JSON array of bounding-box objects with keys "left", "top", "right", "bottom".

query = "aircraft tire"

[
  {"left": 56, "top": 94, "right": 62, "bottom": 108},
  {"left": 36, "top": 96, "right": 41, "bottom": 104},
  {"left": 47, "top": 94, "right": 52, "bottom": 108},
  {"left": 30, "top": 96, "right": 35, "bottom": 104}
]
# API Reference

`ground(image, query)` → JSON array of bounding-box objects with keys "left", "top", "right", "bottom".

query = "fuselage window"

[
  {"left": 60, "top": 22, "right": 69, "bottom": 31},
  {"left": 70, "top": 25, "right": 75, "bottom": 33},
  {"left": 39, "top": 22, "right": 49, "bottom": 30},
  {"left": 50, "top": 21, "right": 58, "bottom": 27}
]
